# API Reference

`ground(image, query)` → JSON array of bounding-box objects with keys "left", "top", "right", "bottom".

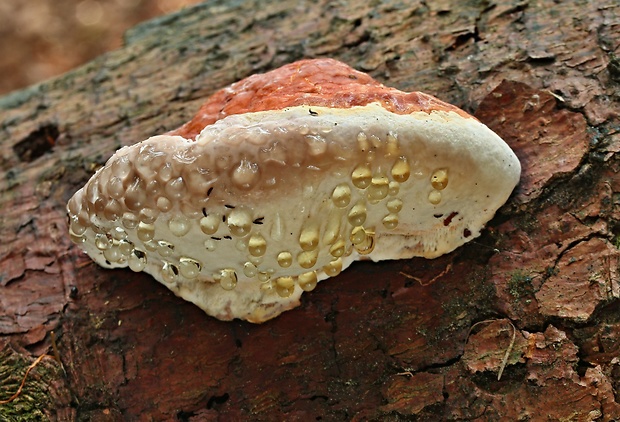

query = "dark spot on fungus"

[
  {"left": 224, "top": 204, "right": 235, "bottom": 209},
  {"left": 202, "top": 208, "right": 207, "bottom": 217},
  {"left": 433, "top": 213, "right": 443, "bottom": 218},
  {"left": 207, "top": 187, "right": 214, "bottom": 196},
  {"left": 223, "top": 235, "right": 232, "bottom": 240},
  {"left": 443, "top": 212, "right": 459, "bottom": 226},
  {"left": 69, "top": 285, "right": 78, "bottom": 299},
  {"left": 463, "top": 228, "right": 472, "bottom": 238},
  {"left": 253, "top": 217, "right": 264, "bottom": 225},
  {"left": 309, "top": 108, "right": 318, "bottom": 116},
  {"left": 211, "top": 236, "right": 221, "bottom": 241}
]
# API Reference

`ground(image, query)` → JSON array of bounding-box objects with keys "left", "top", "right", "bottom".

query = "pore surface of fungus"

[{"left": 67, "top": 59, "right": 521, "bottom": 322}]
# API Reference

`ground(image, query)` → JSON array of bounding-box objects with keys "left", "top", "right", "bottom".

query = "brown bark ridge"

[{"left": 0, "top": 0, "right": 619, "bottom": 420}]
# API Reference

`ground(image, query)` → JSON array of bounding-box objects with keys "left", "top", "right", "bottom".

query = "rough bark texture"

[{"left": 1, "top": 0, "right": 619, "bottom": 420}]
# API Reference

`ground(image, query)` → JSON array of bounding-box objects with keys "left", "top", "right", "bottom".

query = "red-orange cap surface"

[{"left": 172, "top": 58, "right": 467, "bottom": 139}]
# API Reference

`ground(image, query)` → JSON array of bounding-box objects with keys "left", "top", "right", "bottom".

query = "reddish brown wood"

[{"left": 1, "top": 0, "right": 619, "bottom": 420}]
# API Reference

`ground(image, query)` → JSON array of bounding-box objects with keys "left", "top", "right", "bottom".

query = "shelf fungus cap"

[{"left": 67, "top": 58, "right": 520, "bottom": 322}]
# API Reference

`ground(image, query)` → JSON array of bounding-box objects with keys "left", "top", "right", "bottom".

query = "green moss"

[
  {"left": 507, "top": 270, "right": 534, "bottom": 299},
  {"left": 613, "top": 234, "right": 620, "bottom": 250},
  {"left": 0, "top": 344, "right": 63, "bottom": 421}
]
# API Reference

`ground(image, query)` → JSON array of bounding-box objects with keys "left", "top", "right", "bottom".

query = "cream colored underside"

[{"left": 68, "top": 104, "right": 521, "bottom": 322}]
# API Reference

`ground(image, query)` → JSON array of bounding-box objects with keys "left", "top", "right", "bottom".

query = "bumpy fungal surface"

[{"left": 67, "top": 59, "right": 521, "bottom": 322}]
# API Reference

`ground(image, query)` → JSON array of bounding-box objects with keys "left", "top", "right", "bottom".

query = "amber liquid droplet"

[
  {"left": 352, "top": 164, "right": 372, "bottom": 189},
  {"left": 219, "top": 269, "right": 238, "bottom": 290},
  {"left": 276, "top": 276, "right": 295, "bottom": 297},
  {"left": 391, "top": 157, "right": 410, "bottom": 183},
  {"left": 298, "top": 271, "right": 318, "bottom": 292}
]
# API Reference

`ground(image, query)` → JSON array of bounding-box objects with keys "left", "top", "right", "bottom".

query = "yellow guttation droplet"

[
  {"left": 243, "top": 261, "right": 257, "bottom": 277},
  {"left": 128, "top": 249, "right": 147, "bottom": 272},
  {"left": 391, "top": 156, "right": 410, "bottom": 183},
  {"left": 259, "top": 280, "right": 274, "bottom": 292},
  {"left": 227, "top": 209, "right": 252, "bottom": 237},
  {"left": 143, "top": 240, "right": 158, "bottom": 252},
  {"left": 179, "top": 257, "right": 201, "bottom": 279},
  {"left": 352, "top": 164, "right": 372, "bottom": 189},
  {"left": 219, "top": 269, "right": 238, "bottom": 290},
  {"left": 386, "top": 131, "right": 399, "bottom": 156},
  {"left": 157, "top": 240, "right": 174, "bottom": 257},
  {"left": 331, "top": 184, "right": 352, "bottom": 208},
  {"left": 232, "top": 160, "right": 260, "bottom": 190},
  {"left": 329, "top": 238, "right": 346, "bottom": 258},
  {"left": 350, "top": 227, "right": 375, "bottom": 255},
  {"left": 350, "top": 226, "right": 366, "bottom": 245},
  {"left": 119, "top": 239, "right": 133, "bottom": 255},
  {"left": 323, "top": 258, "right": 343, "bottom": 277},
  {"left": 122, "top": 213, "right": 139, "bottom": 230},
  {"left": 69, "top": 218, "right": 87, "bottom": 237},
  {"left": 347, "top": 202, "right": 367, "bottom": 227},
  {"left": 275, "top": 276, "right": 295, "bottom": 298},
  {"left": 103, "top": 246, "right": 122, "bottom": 263},
  {"left": 357, "top": 132, "right": 370, "bottom": 152},
  {"left": 299, "top": 224, "right": 320, "bottom": 251},
  {"left": 258, "top": 271, "right": 271, "bottom": 282},
  {"left": 428, "top": 190, "right": 442, "bottom": 205},
  {"left": 200, "top": 214, "right": 220, "bottom": 235},
  {"left": 387, "top": 198, "right": 403, "bottom": 213},
  {"left": 368, "top": 173, "right": 389, "bottom": 202},
  {"left": 112, "top": 226, "right": 127, "bottom": 241},
  {"left": 298, "top": 271, "right": 318, "bottom": 292},
  {"left": 236, "top": 239, "right": 248, "bottom": 251},
  {"left": 137, "top": 222, "right": 155, "bottom": 242},
  {"left": 298, "top": 249, "right": 319, "bottom": 269},
  {"left": 431, "top": 168, "right": 449, "bottom": 190},
  {"left": 323, "top": 213, "right": 342, "bottom": 245},
  {"left": 388, "top": 181, "right": 400, "bottom": 196},
  {"left": 382, "top": 214, "right": 399, "bottom": 230},
  {"left": 168, "top": 216, "right": 190, "bottom": 237},
  {"left": 70, "top": 232, "right": 86, "bottom": 244},
  {"left": 95, "top": 233, "right": 112, "bottom": 250},
  {"left": 204, "top": 238, "right": 216, "bottom": 252},
  {"left": 248, "top": 233, "right": 267, "bottom": 257},
  {"left": 162, "top": 262, "right": 178, "bottom": 284},
  {"left": 277, "top": 251, "right": 293, "bottom": 268}
]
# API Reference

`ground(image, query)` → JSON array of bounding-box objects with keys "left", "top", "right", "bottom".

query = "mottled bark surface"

[{"left": 1, "top": 0, "right": 619, "bottom": 420}]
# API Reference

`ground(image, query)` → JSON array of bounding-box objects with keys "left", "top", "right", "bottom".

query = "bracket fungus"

[{"left": 67, "top": 59, "right": 520, "bottom": 322}]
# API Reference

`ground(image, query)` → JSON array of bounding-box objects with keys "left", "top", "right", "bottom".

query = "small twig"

[
  {"left": 0, "top": 354, "right": 52, "bottom": 404},
  {"left": 399, "top": 262, "right": 453, "bottom": 286},
  {"left": 469, "top": 240, "right": 500, "bottom": 253},
  {"left": 50, "top": 331, "right": 61, "bottom": 364},
  {"left": 50, "top": 331, "right": 66, "bottom": 376},
  {"left": 497, "top": 321, "right": 516, "bottom": 381},
  {"left": 395, "top": 371, "right": 414, "bottom": 377},
  {"left": 467, "top": 318, "right": 517, "bottom": 381}
]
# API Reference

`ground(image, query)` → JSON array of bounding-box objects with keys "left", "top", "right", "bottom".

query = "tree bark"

[{"left": 1, "top": 0, "right": 619, "bottom": 420}]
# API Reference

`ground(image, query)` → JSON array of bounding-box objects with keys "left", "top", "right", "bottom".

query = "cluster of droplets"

[
  {"left": 199, "top": 205, "right": 327, "bottom": 298},
  {"left": 428, "top": 168, "right": 449, "bottom": 205},
  {"left": 322, "top": 139, "right": 412, "bottom": 263},
  {"left": 67, "top": 125, "right": 452, "bottom": 302}
]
